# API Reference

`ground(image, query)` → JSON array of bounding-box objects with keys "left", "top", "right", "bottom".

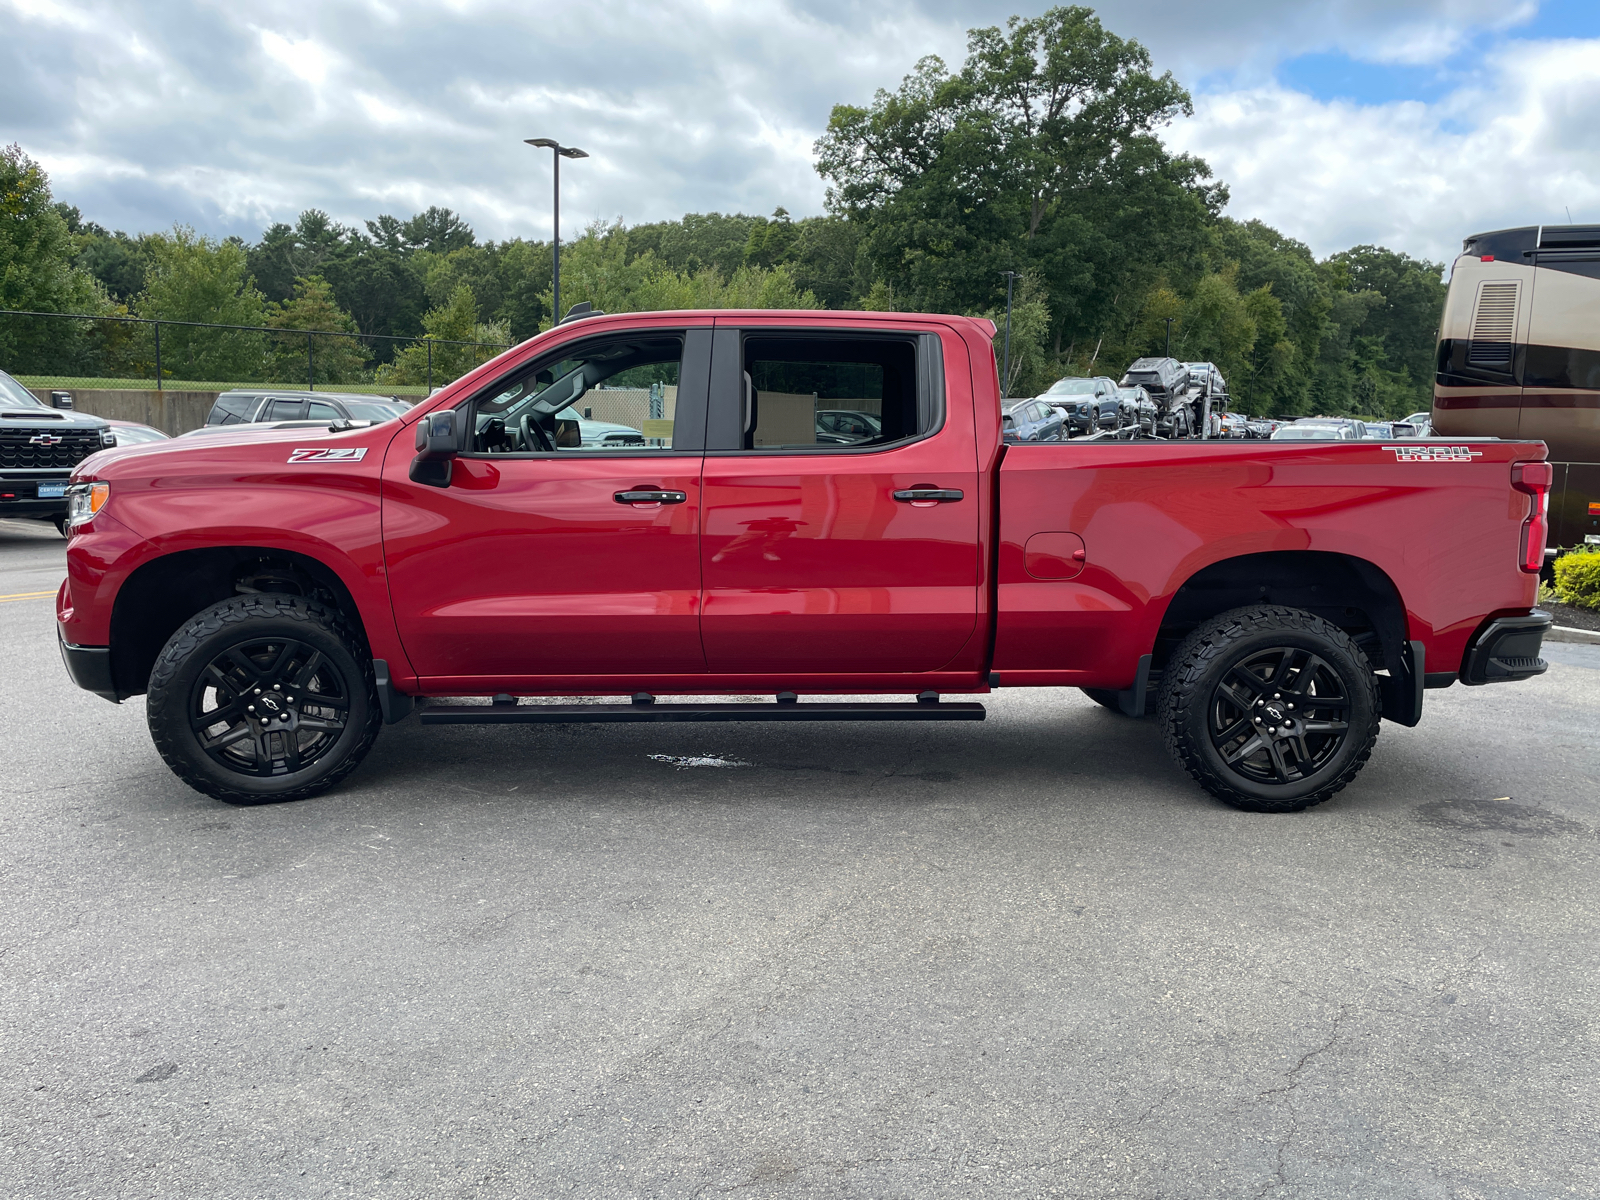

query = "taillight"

[{"left": 1511, "top": 461, "right": 1552, "bottom": 573}]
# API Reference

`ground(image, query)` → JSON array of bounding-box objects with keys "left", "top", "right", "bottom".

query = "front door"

[
  {"left": 698, "top": 324, "right": 980, "bottom": 675},
  {"left": 384, "top": 325, "right": 711, "bottom": 686}
]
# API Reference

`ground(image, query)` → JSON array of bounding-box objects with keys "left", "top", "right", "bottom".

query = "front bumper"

[
  {"left": 0, "top": 472, "right": 72, "bottom": 517},
  {"left": 58, "top": 628, "right": 118, "bottom": 702},
  {"left": 1461, "top": 610, "right": 1552, "bottom": 685}
]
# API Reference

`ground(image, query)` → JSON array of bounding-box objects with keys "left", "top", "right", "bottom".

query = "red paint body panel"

[
  {"left": 58, "top": 308, "right": 1546, "bottom": 707},
  {"left": 699, "top": 318, "right": 982, "bottom": 675},
  {"left": 993, "top": 441, "right": 1540, "bottom": 686}
]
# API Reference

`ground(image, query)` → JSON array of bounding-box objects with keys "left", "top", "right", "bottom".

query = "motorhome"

[{"left": 1434, "top": 224, "right": 1600, "bottom": 549}]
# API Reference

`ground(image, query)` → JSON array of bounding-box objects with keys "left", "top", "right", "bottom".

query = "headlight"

[
  {"left": 99, "top": 428, "right": 117, "bottom": 447},
  {"left": 65, "top": 481, "right": 109, "bottom": 529}
]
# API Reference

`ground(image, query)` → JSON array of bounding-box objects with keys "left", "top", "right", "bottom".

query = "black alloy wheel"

[
  {"left": 189, "top": 636, "right": 350, "bottom": 777},
  {"left": 1205, "top": 647, "right": 1349, "bottom": 786},
  {"left": 147, "top": 594, "right": 381, "bottom": 803},
  {"left": 1159, "top": 605, "right": 1380, "bottom": 812}
]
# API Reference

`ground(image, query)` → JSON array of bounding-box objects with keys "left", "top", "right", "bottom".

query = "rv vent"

[{"left": 1467, "top": 281, "right": 1519, "bottom": 366}]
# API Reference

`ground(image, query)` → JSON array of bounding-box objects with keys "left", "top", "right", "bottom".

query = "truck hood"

[{"left": 0, "top": 405, "right": 110, "bottom": 428}]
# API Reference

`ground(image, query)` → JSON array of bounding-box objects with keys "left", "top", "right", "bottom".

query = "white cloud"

[
  {"left": 1167, "top": 35, "right": 1600, "bottom": 261},
  {"left": 0, "top": 0, "right": 1586, "bottom": 264}
]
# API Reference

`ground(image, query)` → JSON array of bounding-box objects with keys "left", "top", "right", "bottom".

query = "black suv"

[
  {"left": 205, "top": 390, "right": 411, "bottom": 426},
  {"left": 0, "top": 369, "right": 116, "bottom": 534}
]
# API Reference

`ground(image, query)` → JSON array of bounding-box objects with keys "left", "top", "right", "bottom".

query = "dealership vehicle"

[
  {"left": 0, "top": 368, "right": 116, "bottom": 533},
  {"left": 1403, "top": 411, "right": 1433, "bottom": 436},
  {"left": 1117, "top": 386, "right": 1158, "bottom": 435},
  {"left": 1001, "top": 397, "right": 1066, "bottom": 443},
  {"left": 816, "top": 410, "right": 882, "bottom": 442},
  {"left": 1271, "top": 418, "right": 1368, "bottom": 441},
  {"left": 104, "top": 420, "right": 169, "bottom": 446},
  {"left": 1433, "top": 224, "right": 1600, "bottom": 547},
  {"left": 1040, "top": 376, "right": 1124, "bottom": 435},
  {"left": 58, "top": 308, "right": 1552, "bottom": 815},
  {"left": 205, "top": 390, "right": 411, "bottom": 427}
]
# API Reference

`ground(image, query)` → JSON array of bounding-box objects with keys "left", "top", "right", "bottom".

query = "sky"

[{"left": 4, "top": 0, "right": 1600, "bottom": 264}]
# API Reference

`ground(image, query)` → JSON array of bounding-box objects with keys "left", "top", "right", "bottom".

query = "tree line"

[{"left": 0, "top": 5, "right": 1446, "bottom": 415}]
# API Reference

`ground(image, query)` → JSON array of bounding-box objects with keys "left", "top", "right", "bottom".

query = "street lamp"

[{"left": 525, "top": 137, "right": 589, "bottom": 324}]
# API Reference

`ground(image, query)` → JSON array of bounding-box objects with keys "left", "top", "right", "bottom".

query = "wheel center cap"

[
  {"left": 259, "top": 694, "right": 282, "bottom": 713},
  {"left": 1263, "top": 702, "right": 1286, "bottom": 723}
]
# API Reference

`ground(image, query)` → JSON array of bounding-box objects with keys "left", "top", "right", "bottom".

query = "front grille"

[{"left": 0, "top": 428, "right": 103, "bottom": 469}]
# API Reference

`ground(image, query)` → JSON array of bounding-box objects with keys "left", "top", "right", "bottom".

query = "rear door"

[
  {"left": 697, "top": 322, "right": 981, "bottom": 675},
  {"left": 383, "top": 324, "right": 712, "bottom": 686}
]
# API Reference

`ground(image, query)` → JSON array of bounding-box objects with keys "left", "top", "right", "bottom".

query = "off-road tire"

[
  {"left": 147, "top": 594, "right": 380, "bottom": 804},
  {"left": 1158, "top": 605, "right": 1380, "bottom": 813}
]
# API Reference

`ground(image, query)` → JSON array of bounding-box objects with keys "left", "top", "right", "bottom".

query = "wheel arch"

[
  {"left": 109, "top": 546, "right": 367, "bottom": 700},
  {"left": 1153, "top": 550, "right": 1410, "bottom": 684}
]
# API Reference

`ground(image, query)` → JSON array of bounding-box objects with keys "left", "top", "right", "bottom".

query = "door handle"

[
  {"left": 614, "top": 489, "right": 687, "bottom": 504},
  {"left": 892, "top": 488, "right": 964, "bottom": 502}
]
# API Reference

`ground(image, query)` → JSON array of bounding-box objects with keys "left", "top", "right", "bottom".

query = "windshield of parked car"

[
  {"left": 0, "top": 371, "right": 48, "bottom": 408},
  {"left": 342, "top": 402, "right": 408, "bottom": 422},
  {"left": 1271, "top": 425, "right": 1345, "bottom": 440},
  {"left": 1045, "top": 379, "right": 1098, "bottom": 396}
]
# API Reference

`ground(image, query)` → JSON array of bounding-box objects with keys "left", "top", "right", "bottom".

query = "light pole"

[
  {"left": 525, "top": 138, "right": 589, "bottom": 325},
  {"left": 1000, "top": 270, "right": 1019, "bottom": 399},
  {"left": 1164, "top": 316, "right": 1174, "bottom": 359}
]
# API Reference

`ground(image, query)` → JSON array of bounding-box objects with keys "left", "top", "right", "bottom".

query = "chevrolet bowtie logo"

[{"left": 28, "top": 433, "right": 63, "bottom": 446}]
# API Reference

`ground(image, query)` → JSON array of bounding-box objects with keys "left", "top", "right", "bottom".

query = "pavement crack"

[{"left": 1254, "top": 1004, "right": 1351, "bottom": 1196}]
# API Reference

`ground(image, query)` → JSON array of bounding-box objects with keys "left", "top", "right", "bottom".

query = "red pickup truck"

[{"left": 56, "top": 309, "right": 1553, "bottom": 813}]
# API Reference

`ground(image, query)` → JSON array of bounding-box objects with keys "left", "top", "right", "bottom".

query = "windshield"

[
  {"left": 0, "top": 370, "right": 47, "bottom": 408},
  {"left": 1272, "top": 426, "right": 1344, "bottom": 440},
  {"left": 1045, "top": 379, "right": 1098, "bottom": 396},
  {"left": 342, "top": 401, "right": 407, "bottom": 422}
]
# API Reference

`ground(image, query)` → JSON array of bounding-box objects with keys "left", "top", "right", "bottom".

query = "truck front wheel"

[
  {"left": 1158, "top": 605, "right": 1380, "bottom": 812},
  {"left": 147, "top": 595, "right": 381, "bottom": 804}
]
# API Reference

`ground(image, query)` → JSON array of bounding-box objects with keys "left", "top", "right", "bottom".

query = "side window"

[
  {"left": 265, "top": 398, "right": 304, "bottom": 420},
  {"left": 212, "top": 394, "right": 256, "bottom": 425},
  {"left": 306, "top": 401, "right": 340, "bottom": 420},
  {"left": 466, "top": 332, "right": 694, "bottom": 455},
  {"left": 734, "top": 334, "right": 937, "bottom": 451}
]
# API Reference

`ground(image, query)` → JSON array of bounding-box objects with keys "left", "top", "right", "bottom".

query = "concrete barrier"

[{"left": 25, "top": 388, "right": 218, "bottom": 435}]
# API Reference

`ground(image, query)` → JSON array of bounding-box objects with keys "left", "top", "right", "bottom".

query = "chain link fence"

[{"left": 0, "top": 309, "right": 512, "bottom": 403}]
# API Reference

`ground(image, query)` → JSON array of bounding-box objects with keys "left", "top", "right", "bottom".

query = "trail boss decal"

[
  {"left": 288, "top": 447, "right": 368, "bottom": 464},
  {"left": 1388, "top": 445, "right": 1484, "bottom": 462}
]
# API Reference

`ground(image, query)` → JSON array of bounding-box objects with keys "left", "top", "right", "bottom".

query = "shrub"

[{"left": 1553, "top": 549, "right": 1600, "bottom": 611}]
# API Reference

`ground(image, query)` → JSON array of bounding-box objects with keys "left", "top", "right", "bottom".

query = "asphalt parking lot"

[{"left": 2, "top": 516, "right": 1598, "bottom": 1200}]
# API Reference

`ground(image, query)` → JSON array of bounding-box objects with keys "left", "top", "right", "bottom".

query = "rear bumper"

[
  {"left": 57, "top": 629, "right": 118, "bottom": 702},
  {"left": 1461, "top": 611, "right": 1551, "bottom": 686}
]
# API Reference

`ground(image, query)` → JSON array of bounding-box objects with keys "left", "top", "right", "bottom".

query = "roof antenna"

[{"left": 1566, "top": 206, "right": 1574, "bottom": 224}]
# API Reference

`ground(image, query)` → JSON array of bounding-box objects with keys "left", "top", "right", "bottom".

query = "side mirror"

[
  {"left": 410, "top": 409, "right": 460, "bottom": 488},
  {"left": 50, "top": 391, "right": 73, "bottom": 410}
]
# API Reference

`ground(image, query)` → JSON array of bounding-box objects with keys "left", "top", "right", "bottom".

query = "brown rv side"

[{"left": 1434, "top": 224, "right": 1600, "bottom": 549}]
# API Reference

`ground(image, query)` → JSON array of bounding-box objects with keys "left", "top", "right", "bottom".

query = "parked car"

[
  {"left": 1271, "top": 418, "right": 1368, "bottom": 441},
  {"left": 1116, "top": 386, "right": 1158, "bottom": 435},
  {"left": 1401, "top": 411, "right": 1433, "bottom": 436},
  {"left": 1002, "top": 398, "right": 1066, "bottom": 443},
  {"left": 103, "top": 419, "right": 169, "bottom": 445},
  {"left": 1039, "top": 376, "right": 1124, "bottom": 434},
  {"left": 0, "top": 367, "right": 116, "bottom": 534},
  {"left": 816, "top": 410, "right": 882, "bottom": 442},
  {"left": 58, "top": 308, "right": 1553, "bottom": 818},
  {"left": 1218, "top": 412, "right": 1251, "bottom": 438},
  {"left": 205, "top": 390, "right": 411, "bottom": 427}
]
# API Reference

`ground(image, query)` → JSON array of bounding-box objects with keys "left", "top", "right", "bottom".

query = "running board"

[{"left": 418, "top": 699, "right": 986, "bottom": 725}]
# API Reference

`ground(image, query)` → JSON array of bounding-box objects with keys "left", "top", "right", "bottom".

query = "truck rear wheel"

[
  {"left": 1158, "top": 605, "right": 1379, "bottom": 812},
  {"left": 146, "top": 595, "right": 381, "bottom": 804}
]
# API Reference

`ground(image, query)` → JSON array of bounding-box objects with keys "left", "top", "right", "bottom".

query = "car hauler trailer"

[{"left": 1434, "top": 224, "right": 1600, "bottom": 549}]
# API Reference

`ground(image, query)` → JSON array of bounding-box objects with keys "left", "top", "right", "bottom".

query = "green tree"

[
  {"left": 816, "top": 7, "right": 1221, "bottom": 360},
  {"left": 267, "top": 275, "right": 368, "bottom": 385},
  {"left": 378, "top": 284, "right": 509, "bottom": 388},
  {"left": 0, "top": 144, "right": 108, "bottom": 372},
  {"left": 135, "top": 226, "right": 267, "bottom": 382}
]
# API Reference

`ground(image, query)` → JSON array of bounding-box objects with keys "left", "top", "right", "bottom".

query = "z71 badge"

[
  {"left": 288, "top": 447, "right": 368, "bottom": 463},
  {"left": 1388, "top": 445, "right": 1483, "bottom": 462}
]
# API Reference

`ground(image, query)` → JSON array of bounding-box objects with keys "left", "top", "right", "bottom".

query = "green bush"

[{"left": 1553, "top": 549, "right": 1600, "bottom": 611}]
